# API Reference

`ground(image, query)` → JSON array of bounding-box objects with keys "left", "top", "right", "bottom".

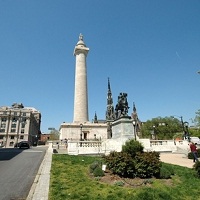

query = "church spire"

[
  {"left": 133, "top": 102, "right": 136, "bottom": 113},
  {"left": 94, "top": 111, "right": 98, "bottom": 123},
  {"left": 131, "top": 102, "right": 138, "bottom": 120},
  {"left": 106, "top": 78, "right": 115, "bottom": 121}
]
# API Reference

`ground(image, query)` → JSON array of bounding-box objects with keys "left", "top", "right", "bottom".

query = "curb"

[{"left": 26, "top": 148, "right": 52, "bottom": 200}]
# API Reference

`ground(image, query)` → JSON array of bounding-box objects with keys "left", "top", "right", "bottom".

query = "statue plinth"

[{"left": 111, "top": 116, "right": 134, "bottom": 139}]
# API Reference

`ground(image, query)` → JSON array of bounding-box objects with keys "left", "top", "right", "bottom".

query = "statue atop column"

[{"left": 79, "top": 33, "right": 83, "bottom": 41}]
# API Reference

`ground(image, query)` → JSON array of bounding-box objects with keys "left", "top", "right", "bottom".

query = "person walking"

[{"left": 190, "top": 142, "right": 199, "bottom": 163}]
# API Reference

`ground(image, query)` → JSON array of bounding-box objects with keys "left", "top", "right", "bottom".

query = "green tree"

[
  {"left": 49, "top": 129, "right": 60, "bottom": 140},
  {"left": 140, "top": 116, "right": 183, "bottom": 140}
]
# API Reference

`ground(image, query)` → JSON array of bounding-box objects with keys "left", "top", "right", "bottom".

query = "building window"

[
  {"left": 22, "top": 113, "right": 26, "bottom": 116},
  {"left": 14, "top": 112, "right": 17, "bottom": 116},
  {"left": 3, "top": 112, "right": 7, "bottom": 115},
  {"left": 12, "top": 118, "right": 17, "bottom": 122},
  {"left": 0, "top": 135, "right": 3, "bottom": 139},
  {"left": 1, "top": 118, "right": 7, "bottom": 122},
  {"left": 1, "top": 124, "right": 6, "bottom": 128},
  {"left": 11, "top": 123, "right": 16, "bottom": 128},
  {"left": 11, "top": 129, "right": 16, "bottom": 133},
  {"left": 21, "top": 123, "right": 25, "bottom": 128},
  {"left": 22, "top": 118, "right": 26, "bottom": 122},
  {"left": 21, "top": 129, "right": 24, "bottom": 133},
  {"left": 10, "top": 135, "right": 15, "bottom": 139},
  {"left": 20, "top": 135, "right": 24, "bottom": 139},
  {"left": 0, "top": 129, "right": 5, "bottom": 132},
  {"left": 9, "top": 141, "right": 14, "bottom": 146}
]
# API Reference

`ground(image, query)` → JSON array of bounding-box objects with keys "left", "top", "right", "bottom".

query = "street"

[{"left": 0, "top": 146, "right": 48, "bottom": 200}]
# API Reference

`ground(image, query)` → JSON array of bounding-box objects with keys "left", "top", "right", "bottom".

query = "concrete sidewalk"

[
  {"left": 26, "top": 150, "right": 195, "bottom": 200},
  {"left": 160, "top": 153, "right": 195, "bottom": 168},
  {"left": 26, "top": 146, "right": 52, "bottom": 200}
]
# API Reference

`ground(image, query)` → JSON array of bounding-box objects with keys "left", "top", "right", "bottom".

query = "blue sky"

[{"left": 1, "top": 0, "right": 200, "bottom": 133}]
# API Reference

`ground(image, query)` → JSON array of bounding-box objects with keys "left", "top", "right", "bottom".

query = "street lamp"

[
  {"left": 172, "top": 115, "right": 184, "bottom": 132},
  {"left": 132, "top": 120, "right": 136, "bottom": 140},
  {"left": 172, "top": 116, "right": 190, "bottom": 141},
  {"left": 183, "top": 121, "right": 190, "bottom": 141},
  {"left": 80, "top": 124, "right": 83, "bottom": 141},
  {"left": 152, "top": 125, "right": 156, "bottom": 140}
]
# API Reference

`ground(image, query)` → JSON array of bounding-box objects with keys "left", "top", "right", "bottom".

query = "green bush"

[
  {"left": 122, "top": 139, "right": 144, "bottom": 158},
  {"left": 194, "top": 161, "right": 200, "bottom": 178},
  {"left": 89, "top": 161, "right": 101, "bottom": 173},
  {"left": 114, "top": 180, "right": 125, "bottom": 186},
  {"left": 135, "top": 151, "right": 161, "bottom": 178},
  {"left": 188, "top": 149, "right": 200, "bottom": 159},
  {"left": 103, "top": 151, "right": 135, "bottom": 178},
  {"left": 93, "top": 166, "right": 104, "bottom": 177}
]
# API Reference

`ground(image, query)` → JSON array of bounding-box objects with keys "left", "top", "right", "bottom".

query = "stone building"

[{"left": 0, "top": 103, "right": 41, "bottom": 147}]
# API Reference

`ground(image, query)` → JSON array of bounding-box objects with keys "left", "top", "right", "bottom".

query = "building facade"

[{"left": 0, "top": 103, "right": 41, "bottom": 148}]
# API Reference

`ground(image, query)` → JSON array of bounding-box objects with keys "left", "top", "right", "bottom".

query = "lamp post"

[
  {"left": 132, "top": 120, "right": 136, "bottom": 140},
  {"left": 172, "top": 115, "right": 184, "bottom": 131},
  {"left": 152, "top": 125, "right": 156, "bottom": 140},
  {"left": 172, "top": 116, "right": 190, "bottom": 141},
  {"left": 80, "top": 123, "right": 83, "bottom": 141},
  {"left": 184, "top": 121, "right": 190, "bottom": 141}
]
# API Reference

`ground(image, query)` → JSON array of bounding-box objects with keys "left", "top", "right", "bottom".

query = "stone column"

[{"left": 73, "top": 34, "right": 89, "bottom": 122}]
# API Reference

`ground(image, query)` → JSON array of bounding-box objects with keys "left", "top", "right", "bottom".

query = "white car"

[{"left": 190, "top": 137, "right": 200, "bottom": 145}]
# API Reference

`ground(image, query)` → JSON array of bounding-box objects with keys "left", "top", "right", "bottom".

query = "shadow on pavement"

[{"left": 0, "top": 148, "right": 27, "bottom": 161}]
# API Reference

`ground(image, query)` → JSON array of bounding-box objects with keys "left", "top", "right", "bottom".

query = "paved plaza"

[{"left": 160, "top": 153, "right": 194, "bottom": 168}]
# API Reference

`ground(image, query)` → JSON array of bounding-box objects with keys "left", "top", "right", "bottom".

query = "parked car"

[
  {"left": 0, "top": 143, "right": 4, "bottom": 148},
  {"left": 18, "top": 141, "right": 30, "bottom": 149},
  {"left": 14, "top": 142, "right": 20, "bottom": 148},
  {"left": 190, "top": 137, "right": 200, "bottom": 145}
]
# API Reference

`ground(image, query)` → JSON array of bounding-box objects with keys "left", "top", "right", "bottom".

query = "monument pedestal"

[
  {"left": 112, "top": 116, "right": 134, "bottom": 139},
  {"left": 102, "top": 117, "right": 135, "bottom": 155}
]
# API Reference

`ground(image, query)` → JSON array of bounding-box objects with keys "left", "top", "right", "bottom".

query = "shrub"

[
  {"left": 89, "top": 161, "right": 101, "bottom": 173},
  {"left": 134, "top": 151, "right": 161, "bottom": 178},
  {"left": 93, "top": 166, "right": 104, "bottom": 177},
  {"left": 114, "top": 181, "right": 125, "bottom": 186},
  {"left": 53, "top": 149, "right": 58, "bottom": 153},
  {"left": 122, "top": 139, "right": 144, "bottom": 158},
  {"left": 194, "top": 161, "right": 200, "bottom": 178},
  {"left": 188, "top": 149, "right": 200, "bottom": 159},
  {"left": 103, "top": 151, "right": 135, "bottom": 178}
]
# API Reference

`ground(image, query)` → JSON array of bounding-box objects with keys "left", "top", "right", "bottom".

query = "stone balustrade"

[{"left": 48, "top": 138, "right": 190, "bottom": 155}]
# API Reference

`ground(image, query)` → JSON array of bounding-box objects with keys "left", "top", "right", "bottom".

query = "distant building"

[
  {"left": 40, "top": 133, "right": 51, "bottom": 142},
  {"left": 0, "top": 103, "right": 41, "bottom": 147}
]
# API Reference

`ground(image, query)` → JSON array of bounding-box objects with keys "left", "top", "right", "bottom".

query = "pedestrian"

[
  {"left": 190, "top": 142, "right": 199, "bottom": 162},
  {"left": 64, "top": 138, "right": 68, "bottom": 148}
]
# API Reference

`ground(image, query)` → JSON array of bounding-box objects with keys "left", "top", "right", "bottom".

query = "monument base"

[{"left": 112, "top": 116, "right": 134, "bottom": 139}]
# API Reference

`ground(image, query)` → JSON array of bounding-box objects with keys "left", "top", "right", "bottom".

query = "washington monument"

[{"left": 73, "top": 34, "right": 89, "bottom": 122}]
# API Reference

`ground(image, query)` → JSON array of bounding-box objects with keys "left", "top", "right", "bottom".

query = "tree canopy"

[{"left": 140, "top": 116, "right": 183, "bottom": 140}]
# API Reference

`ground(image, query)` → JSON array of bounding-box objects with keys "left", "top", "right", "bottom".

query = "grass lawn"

[{"left": 49, "top": 154, "right": 200, "bottom": 200}]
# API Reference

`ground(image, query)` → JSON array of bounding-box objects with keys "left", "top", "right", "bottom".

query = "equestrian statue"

[{"left": 115, "top": 93, "right": 129, "bottom": 119}]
